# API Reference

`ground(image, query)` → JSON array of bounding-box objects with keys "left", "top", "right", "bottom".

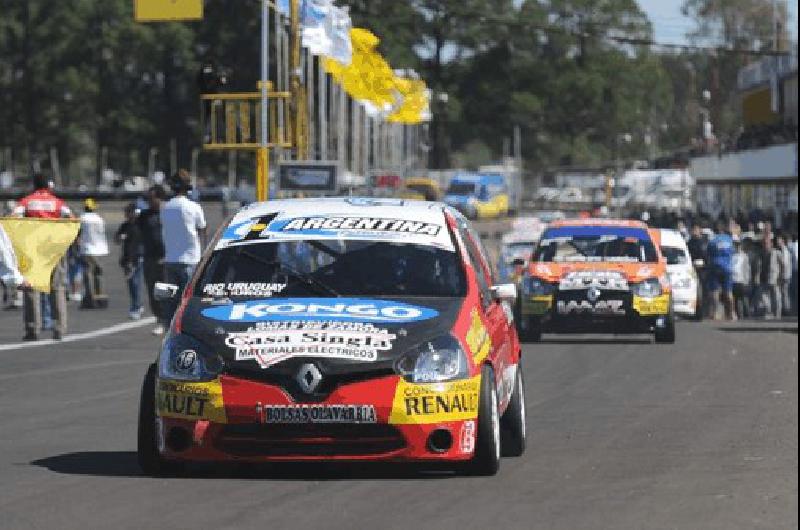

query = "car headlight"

[
  {"left": 524, "top": 277, "right": 555, "bottom": 296},
  {"left": 632, "top": 278, "right": 663, "bottom": 298},
  {"left": 159, "top": 333, "right": 224, "bottom": 382},
  {"left": 395, "top": 335, "right": 469, "bottom": 384},
  {"left": 670, "top": 275, "right": 695, "bottom": 290}
]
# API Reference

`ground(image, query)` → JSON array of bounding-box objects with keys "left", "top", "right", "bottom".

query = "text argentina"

[{"left": 282, "top": 217, "right": 441, "bottom": 236}]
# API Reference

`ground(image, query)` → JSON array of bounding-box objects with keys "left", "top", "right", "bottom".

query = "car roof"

[
  {"left": 218, "top": 197, "right": 456, "bottom": 251},
  {"left": 547, "top": 218, "right": 648, "bottom": 229},
  {"left": 232, "top": 197, "right": 448, "bottom": 222}
]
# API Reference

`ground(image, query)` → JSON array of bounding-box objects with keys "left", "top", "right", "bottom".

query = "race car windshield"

[
  {"left": 661, "top": 246, "right": 689, "bottom": 265},
  {"left": 533, "top": 227, "right": 658, "bottom": 263},
  {"left": 446, "top": 182, "right": 476, "bottom": 195},
  {"left": 196, "top": 240, "right": 467, "bottom": 298}
]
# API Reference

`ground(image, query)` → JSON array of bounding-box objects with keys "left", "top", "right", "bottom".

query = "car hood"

[{"left": 181, "top": 296, "right": 465, "bottom": 377}]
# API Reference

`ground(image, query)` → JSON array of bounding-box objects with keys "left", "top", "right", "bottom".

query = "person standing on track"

[
  {"left": 776, "top": 234, "right": 792, "bottom": 317},
  {"left": 731, "top": 238, "right": 751, "bottom": 320},
  {"left": 138, "top": 185, "right": 168, "bottom": 335},
  {"left": 13, "top": 173, "right": 72, "bottom": 340},
  {"left": 161, "top": 170, "right": 206, "bottom": 326},
  {"left": 79, "top": 198, "right": 110, "bottom": 309},
  {"left": 115, "top": 202, "right": 144, "bottom": 320},
  {"left": 0, "top": 223, "right": 30, "bottom": 295},
  {"left": 707, "top": 222, "right": 734, "bottom": 321}
]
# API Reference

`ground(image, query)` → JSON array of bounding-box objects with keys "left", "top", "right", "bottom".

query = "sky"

[{"left": 638, "top": 0, "right": 799, "bottom": 45}]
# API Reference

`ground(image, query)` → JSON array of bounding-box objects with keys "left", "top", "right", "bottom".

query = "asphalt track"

[{"left": 0, "top": 205, "right": 796, "bottom": 530}]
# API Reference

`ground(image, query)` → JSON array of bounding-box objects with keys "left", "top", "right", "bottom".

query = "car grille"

[
  {"left": 224, "top": 362, "right": 396, "bottom": 403},
  {"left": 215, "top": 423, "right": 406, "bottom": 457}
]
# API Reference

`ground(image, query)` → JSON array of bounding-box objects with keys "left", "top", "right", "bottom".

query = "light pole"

[{"left": 256, "top": 0, "right": 270, "bottom": 202}]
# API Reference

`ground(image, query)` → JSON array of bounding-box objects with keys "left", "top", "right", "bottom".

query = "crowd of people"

[
  {"left": 659, "top": 213, "right": 797, "bottom": 321},
  {"left": 0, "top": 170, "right": 207, "bottom": 340}
]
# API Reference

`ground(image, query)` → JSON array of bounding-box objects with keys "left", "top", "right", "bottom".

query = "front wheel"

[
  {"left": 518, "top": 316, "right": 542, "bottom": 343},
  {"left": 463, "top": 365, "right": 501, "bottom": 476},
  {"left": 500, "top": 364, "right": 527, "bottom": 457},
  {"left": 654, "top": 311, "right": 676, "bottom": 344},
  {"left": 137, "top": 364, "right": 183, "bottom": 477}
]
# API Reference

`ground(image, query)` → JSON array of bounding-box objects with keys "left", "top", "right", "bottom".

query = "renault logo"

[
  {"left": 296, "top": 363, "right": 322, "bottom": 394},
  {"left": 587, "top": 286, "right": 602, "bottom": 302}
]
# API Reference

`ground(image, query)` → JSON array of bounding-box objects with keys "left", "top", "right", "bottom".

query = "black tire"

[
  {"left": 518, "top": 316, "right": 542, "bottom": 343},
  {"left": 463, "top": 365, "right": 501, "bottom": 476},
  {"left": 654, "top": 311, "right": 676, "bottom": 344},
  {"left": 692, "top": 285, "right": 704, "bottom": 322},
  {"left": 137, "top": 364, "right": 183, "bottom": 477},
  {"left": 500, "top": 364, "right": 527, "bottom": 457}
]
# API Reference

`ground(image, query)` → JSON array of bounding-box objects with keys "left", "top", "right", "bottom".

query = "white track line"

[{"left": 0, "top": 317, "right": 156, "bottom": 352}]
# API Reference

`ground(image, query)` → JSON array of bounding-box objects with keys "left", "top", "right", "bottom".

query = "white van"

[{"left": 657, "top": 229, "right": 702, "bottom": 320}]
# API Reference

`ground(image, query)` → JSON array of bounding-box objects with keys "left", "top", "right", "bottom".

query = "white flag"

[
  {"left": 301, "top": 0, "right": 333, "bottom": 56},
  {"left": 327, "top": 5, "right": 352, "bottom": 65}
]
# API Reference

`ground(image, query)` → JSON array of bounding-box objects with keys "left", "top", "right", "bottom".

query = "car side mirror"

[
  {"left": 693, "top": 259, "right": 705, "bottom": 268},
  {"left": 491, "top": 284, "right": 517, "bottom": 302},
  {"left": 154, "top": 282, "right": 179, "bottom": 301}
]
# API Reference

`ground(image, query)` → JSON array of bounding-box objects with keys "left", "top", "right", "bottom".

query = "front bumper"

[
  {"left": 155, "top": 374, "right": 480, "bottom": 463},
  {"left": 521, "top": 290, "right": 671, "bottom": 334}
]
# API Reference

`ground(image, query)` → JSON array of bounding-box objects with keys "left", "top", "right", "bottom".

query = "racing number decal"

[
  {"left": 464, "top": 308, "right": 491, "bottom": 364},
  {"left": 156, "top": 378, "right": 227, "bottom": 423},
  {"left": 388, "top": 375, "right": 481, "bottom": 425}
]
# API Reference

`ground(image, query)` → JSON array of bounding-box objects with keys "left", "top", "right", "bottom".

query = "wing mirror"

[
  {"left": 491, "top": 284, "right": 517, "bottom": 302},
  {"left": 154, "top": 282, "right": 179, "bottom": 301},
  {"left": 693, "top": 259, "right": 705, "bottom": 268}
]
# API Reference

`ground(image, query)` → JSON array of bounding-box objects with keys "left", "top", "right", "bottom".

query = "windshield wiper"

[{"left": 239, "top": 249, "right": 341, "bottom": 297}]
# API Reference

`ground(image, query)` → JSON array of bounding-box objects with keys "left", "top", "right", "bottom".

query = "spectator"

[
  {"left": 707, "top": 222, "right": 734, "bottom": 320},
  {"left": 138, "top": 185, "right": 168, "bottom": 335},
  {"left": 161, "top": 170, "right": 206, "bottom": 326},
  {"left": 759, "top": 236, "right": 782, "bottom": 319},
  {"left": 14, "top": 173, "right": 72, "bottom": 341},
  {"left": 790, "top": 233, "right": 798, "bottom": 316},
  {"left": 79, "top": 198, "right": 110, "bottom": 309},
  {"left": 776, "top": 234, "right": 792, "bottom": 317},
  {"left": 0, "top": 223, "right": 30, "bottom": 294},
  {"left": 116, "top": 203, "right": 144, "bottom": 320},
  {"left": 731, "top": 239, "right": 751, "bottom": 320},
  {"left": 66, "top": 240, "right": 83, "bottom": 302}
]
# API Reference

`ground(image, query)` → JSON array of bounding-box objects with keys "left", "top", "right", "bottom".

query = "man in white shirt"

[
  {"left": 0, "top": 224, "right": 30, "bottom": 293},
  {"left": 161, "top": 170, "right": 207, "bottom": 325},
  {"left": 80, "top": 198, "right": 110, "bottom": 309}
]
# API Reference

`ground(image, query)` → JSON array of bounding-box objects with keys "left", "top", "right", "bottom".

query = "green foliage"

[{"left": 0, "top": 0, "right": 767, "bottom": 181}]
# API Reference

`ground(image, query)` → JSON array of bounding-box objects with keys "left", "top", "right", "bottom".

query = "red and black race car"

[{"left": 138, "top": 198, "right": 526, "bottom": 476}]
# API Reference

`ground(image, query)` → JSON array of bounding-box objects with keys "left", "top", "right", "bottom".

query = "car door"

[{"left": 460, "top": 223, "right": 516, "bottom": 408}]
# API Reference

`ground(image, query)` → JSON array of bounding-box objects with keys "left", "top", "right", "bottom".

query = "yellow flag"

[
  {"left": 388, "top": 77, "right": 430, "bottom": 125},
  {"left": 0, "top": 218, "right": 80, "bottom": 293},
  {"left": 134, "top": 0, "right": 203, "bottom": 22},
  {"left": 323, "top": 28, "right": 398, "bottom": 109}
]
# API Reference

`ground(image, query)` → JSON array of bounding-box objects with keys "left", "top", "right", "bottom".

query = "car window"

[
  {"left": 458, "top": 226, "right": 493, "bottom": 306},
  {"left": 197, "top": 240, "right": 467, "bottom": 298},
  {"left": 534, "top": 227, "right": 659, "bottom": 263},
  {"left": 661, "top": 246, "right": 689, "bottom": 265}
]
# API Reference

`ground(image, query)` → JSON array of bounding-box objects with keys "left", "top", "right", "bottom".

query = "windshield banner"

[{"left": 217, "top": 213, "right": 454, "bottom": 251}]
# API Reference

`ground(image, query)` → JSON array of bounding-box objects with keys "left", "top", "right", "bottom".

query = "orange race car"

[{"left": 516, "top": 219, "right": 675, "bottom": 343}]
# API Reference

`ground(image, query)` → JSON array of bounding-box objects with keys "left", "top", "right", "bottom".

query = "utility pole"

[
  {"left": 290, "top": 0, "right": 306, "bottom": 161},
  {"left": 256, "top": 0, "right": 270, "bottom": 201}
]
